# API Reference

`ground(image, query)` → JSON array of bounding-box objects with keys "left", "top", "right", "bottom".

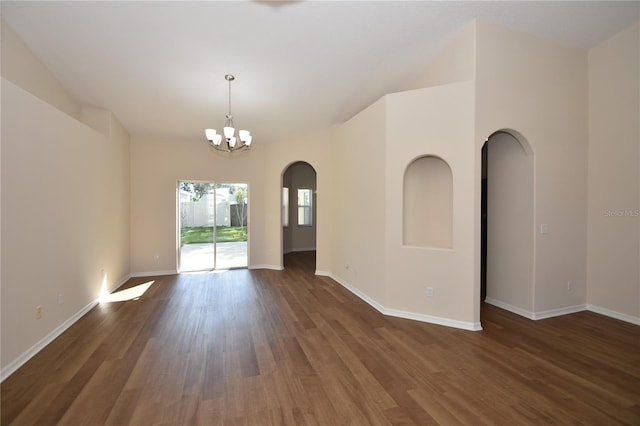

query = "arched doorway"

[
  {"left": 481, "top": 130, "right": 534, "bottom": 315},
  {"left": 281, "top": 161, "right": 317, "bottom": 269}
]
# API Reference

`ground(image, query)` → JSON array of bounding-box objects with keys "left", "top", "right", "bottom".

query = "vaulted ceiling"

[{"left": 2, "top": 1, "right": 638, "bottom": 143}]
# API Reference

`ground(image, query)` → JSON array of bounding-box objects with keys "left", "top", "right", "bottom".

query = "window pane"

[
  {"left": 297, "top": 189, "right": 312, "bottom": 226},
  {"left": 282, "top": 187, "right": 289, "bottom": 227}
]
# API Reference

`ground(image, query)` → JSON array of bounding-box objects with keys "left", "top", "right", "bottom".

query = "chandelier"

[{"left": 205, "top": 74, "right": 252, "bottom": 152}]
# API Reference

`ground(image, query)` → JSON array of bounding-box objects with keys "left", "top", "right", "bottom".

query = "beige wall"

[
  {"left": 130, "top": 139, "right": 268, "bottom": 273},
  {"left": 587, "top": 22, "right": 640, "bottom": 322},
  {"left": 330, "top": 99, "right": 387, "bottom": 304},
  {"left": 1, "top": 79, "right": 130, "bottom": 375},
  {"left": 402, "top": 20, "right": 476, "bottom": 91},
  {"left": 262, "top": 127, "right": 332, "bottom": 272},
  {"left": 130, "top": 128, "right": 333, "bottom": 274},
  {"left": 1, "top": 20, "right": 130, "bottom": 377},
  {"left": 385, "top": 81, "right": 478, "bottom": 327},
  {"left": 1, "top": 18, "right": 81, "bottom": 120},
  {"left": 475, "top": 21, "right": 589, "bottom": 316}
]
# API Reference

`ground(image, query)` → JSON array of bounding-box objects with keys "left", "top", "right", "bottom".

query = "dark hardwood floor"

[{"left": 2, "top": 251, "right": 639, "bottom": 425}]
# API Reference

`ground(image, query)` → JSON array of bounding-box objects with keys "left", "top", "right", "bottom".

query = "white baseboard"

[
  {"left": 322, "top": 272, "right": 386, "bottom": 313},
  {"left": 533, "top": 304, "right": 587, "bottom": 320},
  {"left": 1, "top": 273, "right": 132, "bottom": 383},
  {"left": 130, "top": 269, "right": 177, "bottom": 277},
  {"left": 485, "top": 298, "right": 589, "bottom": 321},
  {"left": 1, "top": 300, "right": 93, "bottom": 382},
  {"left": 249, "top": 264, "right": 284, "bottom": 271},
  {"left": 587, "top": 304, "right": 640, "bottom": 326},
  {"left": 486, "top": 297, "right": 640, "bottom": 326},
  {"left": 133, "top": 266, "right": 290, "bottom": 274},
  {"left": 484, "top": 298, "right": 535, "bottom": 319},
  {"left": 386, "top": 308, "right": 483, "bottom": 331},
  {"left": 320, "top": 271, "right": 481, "bottom": 331}
]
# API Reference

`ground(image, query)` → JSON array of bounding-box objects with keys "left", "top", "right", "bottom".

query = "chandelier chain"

[{"left": 228, "top": 77, "right": 232, "bottom": 118}]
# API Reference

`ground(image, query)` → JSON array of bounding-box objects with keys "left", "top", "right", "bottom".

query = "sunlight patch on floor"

[{"left": 100, "top": 281, "right": 155, "bottom": 303}]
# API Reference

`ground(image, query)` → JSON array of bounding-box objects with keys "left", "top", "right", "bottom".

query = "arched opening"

[
  {"left": 281, "top": 161, "right": 317, "bottom": 270},
  {"left": 481, "top": 130, "right": 534, "bottom": 315},
  {"left": 403, "top": 155, "right": 453, "bottom": 248}
]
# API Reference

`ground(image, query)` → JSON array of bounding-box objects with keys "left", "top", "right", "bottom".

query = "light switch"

[{"left": 540, "top": 224, "right": 549, "bottom": 234}]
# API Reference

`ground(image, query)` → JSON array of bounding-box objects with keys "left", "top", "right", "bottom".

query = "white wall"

[
  {"left": 403, "top": 21, "right": 476, "bottom": 91},
  {"left": 475, "top": 20, "right": 589, "bottom": 317},
  {"left": 1, "top": 19, "right": 130, "bottom": 377},
  {"left": 587, "top": 22, "right": 640, "bottom": 323},
  {"left": 1, "top": 18, "right": 81, "bottom": 120},
  {"left": 330, "top": 99, "right": 387, "bottom": 305},
  {"left": 130, "top": 127, "right": 334, "bottom": 274},
  {"left": 262, "top": 128, "right": 333, "bottom": 272},
  {"left": 1, "top": 79, "right": 130, "bottom": 376},
  {"left": 385, "top": 81, "right": 478, "bottom": 328},
  {"left": 129, "top": 139, "right": 268, "bottom": 273}
]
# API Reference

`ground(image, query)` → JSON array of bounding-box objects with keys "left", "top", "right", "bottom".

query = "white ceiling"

[{"left": 2, "top": 1, "right": 638, "bottom": 144}]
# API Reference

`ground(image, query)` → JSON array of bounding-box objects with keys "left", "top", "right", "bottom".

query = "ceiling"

[{"left": 2, "top": 1, "right": 638, "bottom": 144}]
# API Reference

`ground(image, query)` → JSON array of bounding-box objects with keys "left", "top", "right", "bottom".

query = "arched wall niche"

[{"left": 403, "top": 155, "right": 453, "bottom": 248}]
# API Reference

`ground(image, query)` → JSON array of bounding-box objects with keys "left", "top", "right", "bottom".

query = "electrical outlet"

[
  {"left": 36, "top": 306, "right": 42, "bottom": 320},
  {"left": 426, "top": 287, "right": 434, "bottom": 297},
  {"left": 58, "top": 293, "right": 64, "bottom": 304},
  {"left": 567, "top": 280, "right": 572, "bottom": 291}
]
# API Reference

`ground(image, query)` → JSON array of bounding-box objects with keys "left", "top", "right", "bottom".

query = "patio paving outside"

[{"left": 179, "top": 241, "right": 247, "bottom": 271}]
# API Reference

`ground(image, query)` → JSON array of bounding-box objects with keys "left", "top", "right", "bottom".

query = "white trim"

[
  {"left": 0, "top": 273, "right": 133, "bottom": 382},
  {"left": 385, "top": 308, "right": 483, "bottom": 331},
  {"left": 485, "top": 298, "right": 587, "bottom": 321},
  {"left": 322, "top": 272, "right": 386, "bottom": 313},
  {"left": 110, "top": 273, "right": 132, "bottom": 293},
  {"left": 249, "top": 264, "right": 284, "bottom": 271},
  {"left": 587, "top": 304, "right": 640, "bottom": 326},
  {"left": 1, "top": 299, "right": 94, "bottom": 382},
  {"left": 321, "top": 271, "right": 481, "bottom": 331},
  {"left": 486, "top": 298, "right": 640, "bottom": 325},
  {"left": 485, "top": 297, "right": 535, "bottom": 319},
  {"left": 533, "top": 304, "right": 586, "bottom": 320},
  {"left": 130, "top": 270, "right": 177, "bottom": 277}
]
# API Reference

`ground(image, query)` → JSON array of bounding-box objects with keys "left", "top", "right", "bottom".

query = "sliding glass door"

[{"left": 178, "top": 181, "right": 248, "bottom": 271}]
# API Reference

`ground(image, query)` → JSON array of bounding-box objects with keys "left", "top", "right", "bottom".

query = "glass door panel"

[
  {"left": 178, "top": 181, "right": 248, "bottom": 271},
  {"left": 179, "top": 182, "right": 215, "bottom": 272},
  {"left": 215, "top": 183, "right": 248, "bottom": 269}
]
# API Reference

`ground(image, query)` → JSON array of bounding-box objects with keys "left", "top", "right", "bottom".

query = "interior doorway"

[
  {"left": 481, "top": 131, "right": 534, "bottom": 313},
  {"left": 281, "top": 162, "right": 317, "bottom": 268},
  {"left": 178, "top": 181, "right": 248, "bottom": 272}
]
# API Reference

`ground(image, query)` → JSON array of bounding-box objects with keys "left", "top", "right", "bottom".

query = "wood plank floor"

[{"left": 2, "top": 251, "right": 639, "bottom": 425}]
